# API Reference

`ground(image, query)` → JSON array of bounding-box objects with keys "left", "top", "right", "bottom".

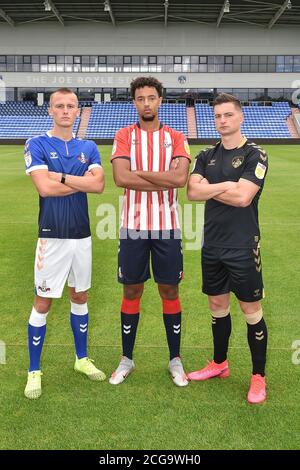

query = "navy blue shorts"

[
  {"left": 201, "top": 245, "right": 264, "bottom": 302},
  {"left": 118, "top": 228, "right": 183, "bottom": 285}
]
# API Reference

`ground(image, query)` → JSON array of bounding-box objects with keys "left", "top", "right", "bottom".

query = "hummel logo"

[
  {"left": 50, "top": 152, "right": 58, "bottom": 159},
  {"left": 32, "top": 336, "right": 41, "bottom": 346},
  {"left": 173, "top": 324, "right": 180, "bottom": 335},
  {"left": 79, "top": 323, "right": 88, "bottom": 333},
  {"left": 255, "top": 330, "right": 264, "bottom": 341},
  {"left": 123, "top": 325, "right": 131, "bottom": 335}
]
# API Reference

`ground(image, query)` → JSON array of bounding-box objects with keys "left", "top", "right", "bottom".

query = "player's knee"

[
  {"left": 243, "top": 308, "right": 263, "bottom": 325},
  {"left": 124, "top": 284, "right": 144, "bottom": 300},
  {"left": 209, "top": 297, "right": 229, "bottom": 314},
  {"left": 210, "top": 305, "right": 230, "bottom": 318},
  {"left": 158, "top": 284, "right": 178, "bottom": 300},
  {"left": 34, "top": 296, "right": 52, "bottom": 314},
  {"left": 70, "top": 291, "right": 88, "bottom": 304}
]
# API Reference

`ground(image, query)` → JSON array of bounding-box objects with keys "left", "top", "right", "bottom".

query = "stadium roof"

[{"left": 0, "top": 0, "right": 300, "bottom": 28}]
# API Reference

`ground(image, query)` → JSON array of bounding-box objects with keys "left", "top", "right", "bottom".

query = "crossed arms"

[
  {"left": 187, "top": 174, "right": 260, "bottom": 208},
  {"left": 30, "top": 166, "right": 104, "bottom": 197},
  {"left": 112, "top": 157, "right": 190, "bottom": 192}
]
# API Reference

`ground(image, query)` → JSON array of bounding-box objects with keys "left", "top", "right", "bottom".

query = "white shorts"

[{"left": 34, "top": 237, "right": 92, "bottom": 298}]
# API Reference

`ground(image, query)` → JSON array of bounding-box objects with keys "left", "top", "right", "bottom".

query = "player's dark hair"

[
  {"left": 213, "top": 93, "right": 242, "bottom": 111},
  {"left": 49, "top": 88, "right": 78, "bottom": 106},
  {"left": 130, "top": 76, "right": 163, "bottom": 99}
]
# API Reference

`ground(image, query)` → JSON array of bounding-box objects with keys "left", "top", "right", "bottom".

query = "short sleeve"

[
  {"left": 111, "top": 128, "right": 130, "bottom": 162},
  {"left": 241, "top": 148, "right": 268, "bottom": 187},
  {"left": 190, "top": 151, "right": 206, "bottom": 178},
  {"left": 24, "top": 137, "right": 48, "bottom": 175},
  {"left": 88, "top": 141, "right": 102, "bottom": 170},
  {"left": 172, "top": 131, "right": 191, "bottom": 161}
]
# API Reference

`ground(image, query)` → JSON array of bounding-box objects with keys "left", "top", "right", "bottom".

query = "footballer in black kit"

[
  {"left": 187, "top": 92, "right": 268, "bottom": 404},
  {"left": 191, "top": 138, "right": 268, "bottom": 302}
]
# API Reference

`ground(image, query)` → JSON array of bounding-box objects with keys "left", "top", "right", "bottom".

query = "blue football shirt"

[{"left": 24, "top": 132, "right": 101, "bottom": 239}]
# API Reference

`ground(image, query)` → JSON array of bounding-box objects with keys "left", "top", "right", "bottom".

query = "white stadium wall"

[
  {"left": 0, "top": 23, "right": 299, "bottom": 89},
  {"left": 1, "top": 72, "right": 299, "bottom": 89}
]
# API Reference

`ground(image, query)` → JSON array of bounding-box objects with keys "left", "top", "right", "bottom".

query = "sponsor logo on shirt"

[
  {"left": 24, "top": 150, "right": 32, "bottom": 167},
  {"left": 232, "top": 156, "right": 244, "bottom": 168},
  {"left": 255, "top": 162, "right": 266, "bottom": 179},
  {"left": 184, "top": 140, "right": 190, "bottom": 155}
]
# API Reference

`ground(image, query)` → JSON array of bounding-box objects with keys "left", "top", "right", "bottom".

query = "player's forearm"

[
  {"left": 214, "top": 189, "right": 251, "bottom": 207},
  {"left": 114, "top": 172, "right": 166, "bottom": 191},
  {"left": 64, "top": 174, "right": 104, "bottom": 194},
  {"left": 135, "top": 170, "right": 187, "bottom": 189},
  {"left": 38, "top": 180, "right": 77, "bottom": 197},
  {"left": 187, "top": 182, "right": 229, "bottom": 201}
]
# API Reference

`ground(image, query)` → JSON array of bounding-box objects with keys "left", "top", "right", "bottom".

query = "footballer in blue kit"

[
  {"left": 25, "top": 132, "right": 100, "bottom": 239},
  {"left": 24, "top": 88, "right": 106, "bottom": 400}
]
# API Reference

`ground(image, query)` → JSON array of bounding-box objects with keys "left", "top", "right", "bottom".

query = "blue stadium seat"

[
  {"left": 0, "top": 101, "right": 80, "bottom": 138},
  {"left": 194, "top": 102, "right": 292, "bottom": 138},
  {"left": 85, "top": 102, "right": 188, "bottom": 138}
]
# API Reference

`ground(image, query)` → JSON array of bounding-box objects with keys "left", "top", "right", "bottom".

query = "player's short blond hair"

[{"left": 49, "top": 88, "right": 78, "bottom": 106}]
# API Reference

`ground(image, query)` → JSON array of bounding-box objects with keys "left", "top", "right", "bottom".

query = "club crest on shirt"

[
  {"left": 232, "top": 156, "right": 244, "bottom": 168},
  {"left": 163, "top": 140, "right": 172, "bottom": 148},
  {"left": 255, "top": 162, "right": 266, "bottom": 179},
  {"left": 78, "top": 152, "right": 89, "bottom": 164}
]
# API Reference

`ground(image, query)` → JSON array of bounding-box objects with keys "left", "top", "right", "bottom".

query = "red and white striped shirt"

[{"left": 111, "top": 123, "right": 191, "bottom": 231}]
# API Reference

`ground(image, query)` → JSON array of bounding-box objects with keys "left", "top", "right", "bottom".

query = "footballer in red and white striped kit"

[{"left": 109, "top": 76, "right": 191, "bottom": 387}]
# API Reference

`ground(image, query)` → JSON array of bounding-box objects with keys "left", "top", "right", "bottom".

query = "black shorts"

[
  {"left": 201, "top": 245, "right": 264, "bottom": 302},
  {"left": 118, "top": 228, "right": 183, "bottom": 285}
]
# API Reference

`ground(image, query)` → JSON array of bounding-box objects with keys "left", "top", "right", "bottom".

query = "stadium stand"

[
  {"left": 0, "top": 101, "right": 80, "bottom": 138},
  {"left": 195, "top": 102, "right": 292, "bottom": 139},
  {"left": 85, "top": 102, "right": 188, "bottom": 139},
  {"left": 0, "top": 100, "right": 294, "bottom": 140}
]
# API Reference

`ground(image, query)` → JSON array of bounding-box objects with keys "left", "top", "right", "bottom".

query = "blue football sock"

[
  {"left": 28, "top": 307, "right": 48, "bottom": 372},
  {"left": 70, "top": 302, "right": 88, "bottom": 359}
]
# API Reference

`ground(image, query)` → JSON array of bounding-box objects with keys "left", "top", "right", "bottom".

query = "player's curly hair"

[
  {"left": 213, "top": 92, "right": 242, "bottom": 110},
  {"left": 130, "top": 76, "right": 163, "bottom": 99}
]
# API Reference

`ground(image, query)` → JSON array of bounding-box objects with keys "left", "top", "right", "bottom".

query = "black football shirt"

[{"left": 191, "top": 139, "right": 268, "bottom": 248}]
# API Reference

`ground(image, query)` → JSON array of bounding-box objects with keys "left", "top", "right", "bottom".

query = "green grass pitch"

[{"left": 0, "top": 144, "right": 299, "bottom": 450}]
